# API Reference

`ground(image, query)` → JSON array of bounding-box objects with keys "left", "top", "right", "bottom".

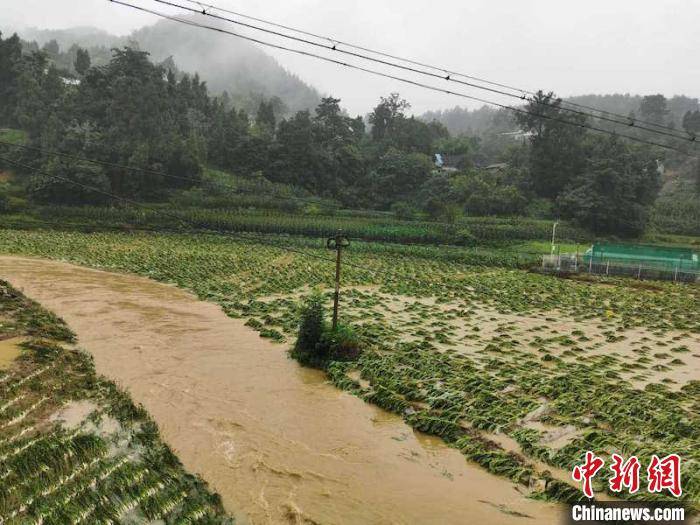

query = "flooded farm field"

[
  {"left": 0, "top": 229, "right": 696, "bottom": 523},
  {"left": 0, "top": 256, "right": 563, "bottom": 524}
]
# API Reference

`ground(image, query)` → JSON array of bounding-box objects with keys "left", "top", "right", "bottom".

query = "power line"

[
  {"left": 153, "top": 0, "right": 696, "bottom": 143},
  {"left": 109, "top": 0, "right": 698, "bottom": 158},
  {"left": 2, "top": 3, "right": 694, "bottom": 256},
  {"left": 2, "top": 155, "right": 455, "bottom": 285},
  {"left": 178, "top": 0, "right": 688, "bottom": 138},
  {"left": 2, "top": 5, "right": 692, "bottom": 244},
  {"left": 0, "top": 215, "right": 553, "bottom": 262}
]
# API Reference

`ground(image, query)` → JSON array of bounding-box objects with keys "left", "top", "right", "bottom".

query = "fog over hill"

[
  {"left": 6, "top": 17, "right": 321, "bottom": 116},
  {"left": 3, "top": 18, "right": 699, "bottom": 132},
  {"left": 422, "top": 94, "right": 700, "bottom": 136}
]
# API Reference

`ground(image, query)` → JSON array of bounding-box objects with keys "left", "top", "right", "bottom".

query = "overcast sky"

[{"left": 3, "top": 0, "right": 699, "bottom": 115}]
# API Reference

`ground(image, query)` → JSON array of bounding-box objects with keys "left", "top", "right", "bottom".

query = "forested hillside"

[
  {"left": 8, "top": 17, "right": 321, "bottom": 116},
  {"left": 0, "top": 28, "right": 698, "bottom": 239}
]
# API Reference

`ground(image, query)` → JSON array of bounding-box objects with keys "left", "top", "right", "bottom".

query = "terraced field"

[
  {"left": 0, "top": 228, "right": 698, "bottom": 516},
  {"left": 0, "top": 278, "right": 231, "bottom": 524}
]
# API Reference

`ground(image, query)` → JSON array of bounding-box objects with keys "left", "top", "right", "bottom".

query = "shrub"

[
  {"left": 321, "top": 324, "right": 362, "bottom": 362},
  {"left": 428, "top": 202, "right": 462, "bottom": 224},
  {"left": 292, "top": 292, "right": 325, "bottom": 366},
  {"left": 29, "top": 159, "right": 111, "bottom": 206},
  {"left": 453, "top": 228, "right": 477, "bottom": 247},
  {"left": 525, "top": 197, "right": 554, "bottom": 219},
  {"left": 292, "top": 293, "right": 362, "bottom": 367},
  {"left": 390, "top": 201, "right": 418, "bottom": 220},
  {"left": 303, "top": 203, "right": 323, "bottom": 216}
]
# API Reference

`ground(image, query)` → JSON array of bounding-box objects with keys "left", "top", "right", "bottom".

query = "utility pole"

[
  {"left": 327, "top": 230, "right": 350, "bottom": 330},
  {"left": 550, "top": 221, "right": 559, "bottom": 255}
]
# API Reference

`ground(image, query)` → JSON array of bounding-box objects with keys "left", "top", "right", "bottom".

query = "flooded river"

[{"left": 0, "top": 256, "right": 563, "bottom": 524}]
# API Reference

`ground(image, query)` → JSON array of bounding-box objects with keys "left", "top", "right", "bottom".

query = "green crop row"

[{"left": 25, "top": 205, "right": 588, "bottom": 247}]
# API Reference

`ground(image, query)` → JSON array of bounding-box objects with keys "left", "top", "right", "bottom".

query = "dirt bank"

[{"left": 0, "top": 256, "right": 563, "bottom": 524}]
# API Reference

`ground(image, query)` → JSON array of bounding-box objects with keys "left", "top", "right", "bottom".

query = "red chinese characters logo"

[
  {"left": 647, "top": 454, "right": 682, "bottom": 497},
  {"left": 572, "top": 451, "right": 605, "bottom": 498},
  {"left": 609, "top": 454, "right": 641, "bottom": 494},
  {"left": 572, "top": 452, "right": 682, "bottom": 498}
]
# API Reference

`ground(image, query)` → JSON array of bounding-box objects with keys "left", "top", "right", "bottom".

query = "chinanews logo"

[
  {"left": 572, "top": 451, "right": 682, "bottom": 499},
  {"left": 568, "top": 452, "right": 686, "bottom": 524}
]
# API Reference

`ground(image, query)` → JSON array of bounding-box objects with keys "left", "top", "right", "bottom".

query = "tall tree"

[
  {"left": 369, "top": 93, "right": 410, "bottom": 142},
  {"left": 314, "top": 97, "right": 352, "bottom": 143},
  {"left": 515, "top": 91, "right": 587, "bottom": 198},
  {"left": 682, "top": 110, "right": 700, "bottom": 136},
  {"left": 270, "top": 110, "right": 317, "bottom": 188},
  {"left": 369, "top": 148, "right": 433, "bottom": 208},
  {"left": 639, "top": 94, "right": 669, "bottom": 126},
  {"left": 71, "top": 47, "right": 203, "bottom": 196},
  {"left": 0, "top": 33, "right": 23, "bottom": 126},
  {"left": 255, "top": 100, "right": 276, "bottom": 134},
  {"left": 41, "top": 39, "right": 59, "bottom": 57},
  {"left": 74, "top": 47, "right": 91, "bottom": 76}
]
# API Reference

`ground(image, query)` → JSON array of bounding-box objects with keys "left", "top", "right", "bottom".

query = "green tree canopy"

[
  {"left": 639, "top": 94, "right": 670, "bottom": 126},
  {"left": 515, "top": 91, "right": 587, "bottom": 199},
  {"left": 558, "top": 135, "right": 661, "bottom": 236},
  {"left": 682, "top": 110, "right": 700, "bottom": 136},
  {"left": 29, "top": 159, "right": 111, "bottom": 205},
  {"left": 74, "top": 47, "right": 91, "bottom": 76}
]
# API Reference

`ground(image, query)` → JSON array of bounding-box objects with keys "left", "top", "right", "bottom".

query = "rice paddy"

[
  {"left": 0, "top": 228, "right": 698, "bottom": 516},
  {"left": 0, "top": 277, "right": 231, "bottom": 524}
]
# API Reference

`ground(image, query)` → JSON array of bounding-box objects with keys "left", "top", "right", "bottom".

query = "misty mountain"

[
  {"left": 129, "top": 18, "right": 320, "bottom": 115},
  {"left": 7, "top": 25, "right": 121, "bottom": 49},
  {"left": 421, "top": 106, "right": 513, "bottom": 136},
  {"left": 422, "top": 94, "right": 700, "bottom": 136},
  {"left": 6, "top": 17, "right": 321, "bottom": 117}
]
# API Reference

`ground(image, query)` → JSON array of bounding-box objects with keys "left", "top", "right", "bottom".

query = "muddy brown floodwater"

[{"left": 0, "top": 256, "right": 564, "bottom": 525}]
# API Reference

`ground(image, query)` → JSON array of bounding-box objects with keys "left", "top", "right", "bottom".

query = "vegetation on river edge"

[{"left": 0, "top": 278, "right": 231, "bottom": 524}]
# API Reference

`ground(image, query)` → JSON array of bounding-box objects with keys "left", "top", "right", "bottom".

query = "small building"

[{"left": 582, "top": 243, "right": 699, "bottom": 281}]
